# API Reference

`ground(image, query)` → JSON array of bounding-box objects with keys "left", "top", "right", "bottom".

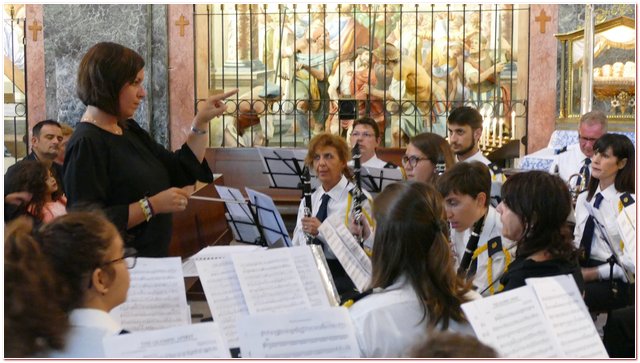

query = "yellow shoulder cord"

[{"left": 618, "top": 200, "right": 625, "bottom": 252}]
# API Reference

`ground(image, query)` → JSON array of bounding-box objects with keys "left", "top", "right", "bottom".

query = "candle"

[
  {"left": 492, "top": 117, "right": 497, "bottom": 145},
  {"left": 511, "top": 110, "right": 516, "bottom": 139},
  {"left": 499, "top": 118, "right": 504, "bottom": 147}
]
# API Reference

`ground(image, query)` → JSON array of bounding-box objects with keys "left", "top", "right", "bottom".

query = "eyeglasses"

[
  {"left": 579, "top": 134, "right": 599, "bottom": 144},
  {"left": 350, "top": 132, "right": 375, "bottom": 138},
  {"left": 402, "top": 155, "right": 429, "bottom": 168},
  {"left": 101, "top": 247, "right": 138, "bottom": 270}
]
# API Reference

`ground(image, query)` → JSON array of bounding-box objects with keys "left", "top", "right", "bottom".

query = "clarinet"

[
  {"left": 302, "top": 166, "right": 314, "bottom": 245},
  {"left": 351, "top": 143, "right": 364, "bottom": 247},
  {"left": 457, "top": 215, "right": 486, "bottom": 277}
]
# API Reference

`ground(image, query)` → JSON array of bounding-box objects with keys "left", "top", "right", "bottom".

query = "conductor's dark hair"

[
  {"left": 37, "top": 211, "right": 120, "bottom": 312},
  {"left": 77, "top": 42, "right": 145, "bottom": 117},
  {"left": 586, "top": 133, "right": 635, "bottom": 201},
  {"left": 371, "top": 181, "right": 471, "bottom": 330},
  {"left": 5, "top": 217, "right": 70, "bottom": 357},
  {"left": 447, "top": 106, "right": 483, "bottom": 130},
  {"left": 32, "top": 119, "right": 61, "bottom": 138},
  {"left": 501, "top": 171, "right": 577, "bottom": 261},
  {"left": 437, "top": 161, "right": 491, "bottom": 207}
]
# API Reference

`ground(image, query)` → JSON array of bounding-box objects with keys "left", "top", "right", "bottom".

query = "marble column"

[
  {"left": 527, "top": 4, "right": 558, "bottom": 153},
  {"left": 25, "top": 4, "right": 45, "bottom": 133},
  {"left": 40, "top": 4, "right": 169, "bottom": 146}
]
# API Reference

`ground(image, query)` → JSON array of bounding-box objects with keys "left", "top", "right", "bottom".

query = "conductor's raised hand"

[
  {"left": 148, "top": 187, "right": 191, "bottom": 214},
  {"left": 195, "top": 89, "right": 239, "bottom": 123}
]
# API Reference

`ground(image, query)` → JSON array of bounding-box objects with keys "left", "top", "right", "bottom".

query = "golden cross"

[
  {"left": 175, "top": 15, "right": 190, "bottom": 37},
  {"left": 535, "top": 9, "right": 551, "bottom": 34},
  {"left": 28, "top": 20, "right": 43, "bottom": 41}
]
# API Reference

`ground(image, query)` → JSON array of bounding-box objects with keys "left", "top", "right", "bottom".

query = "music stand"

[
  {"left": 257, "top": 147, "right": 320, "bottom": 191},
  {"left": 360, "top": 166, "right": 404, "bottom": 194},
  {"left": 246, "top": 188, "right": 292, "bottom": 248},
  {"left": 213, "top": 185, "right": 266, "bottom": 246},
  {"left": 587, "top": 204, "right": 635, "bottom": 284}
]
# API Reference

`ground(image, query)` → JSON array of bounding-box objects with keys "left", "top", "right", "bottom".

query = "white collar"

[
  {"left": 320, "top": 174, "right": 350, "bottom": 201},
  {"left": 68, "top": 308, "right": 121, "bottom": 334}
]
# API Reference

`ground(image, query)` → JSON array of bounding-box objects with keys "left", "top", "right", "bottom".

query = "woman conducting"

[
  {"left": 64, "top": 42, "right": 237, "bottom": 257},
  {"left": 348, "top": 181, "right": 476, "bottom": 357},
  {"left": 496, "top": 171, "right": 583, "bottom": 292},
  {"left": 402, "top": 132, "right": 455, "bottom": 184}
]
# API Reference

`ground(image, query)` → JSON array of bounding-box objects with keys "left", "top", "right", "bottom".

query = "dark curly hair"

[
  {"left": 4, "top": 160, "right": 63, "bottom": 221},
  {"left": 5, "top": 217, "right": 70, "bottom": 357}
]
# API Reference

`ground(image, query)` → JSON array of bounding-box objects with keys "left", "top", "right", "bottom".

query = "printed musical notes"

[
  {"left": 237, "top": 307, "right": 359, "bottom": 358},
  {"left": 103, "top": 322, "right": 231, "bottom": 358},
  {"left": 462, "top": 274, "right": 608, "bottom": 358},
  {"left": 110, "top": 257, "right": 190, "bottom": 332}
]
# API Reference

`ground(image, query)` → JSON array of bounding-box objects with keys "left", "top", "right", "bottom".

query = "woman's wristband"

[
  {"left": 191, "top": 125, "right": 207, "bottom": 135},
  {"left": 139, "top": 197, "right": 154, "bottom": 222}
]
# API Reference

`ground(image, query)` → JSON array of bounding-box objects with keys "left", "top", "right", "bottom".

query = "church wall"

[{"left": 41, "top": 4, "right": 170, "bottom": 146}]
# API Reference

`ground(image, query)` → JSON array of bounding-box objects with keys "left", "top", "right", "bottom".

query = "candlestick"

[
  {"left": 492, "top": 117, "right": 497, "bottom": 145},
  {"left": 511, "top": 110, "right": 516, "bottom": 140},
  {"left": 499, "top": 118, "right": 504, "bottom": 147}
]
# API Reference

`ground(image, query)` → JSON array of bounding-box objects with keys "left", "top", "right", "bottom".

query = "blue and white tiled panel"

[
  {"left": 548, "top": 130, "right": 636, "bottom": 150},
  {"left": 520, "top": 157, "right": 554, "bottom": 171}
]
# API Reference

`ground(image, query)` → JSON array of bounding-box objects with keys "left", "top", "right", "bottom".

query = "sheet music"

[
  {"left": 214, "top": 185, "right": 261, "bottom": 244},
  {"left": 360, "top": 166, "right": 404, "bottom": 193},
  {"left": 616, "top": 207, "right": 636, "bottom": 270},
  {"left": 318, "top": 214, "right": 372, "bottom": 292},
  {"left": 462, "top": 285, "right": 563, "bottom": 358},
  {"left": 289, "top": 246, "right": 332, "bottom": 308},
  {"left": 526, "top": 275, "right": 608, "bottom": 358},
  {"left": 196, "top": 255, "right": 250, "bottom": 349},
  {"left": 232, "top": 249, "right": 310, "bottom": 314},
  {"left": 110, "top": 257, "right": 190, "bottom": 332},
  {"left": 237, "top": 307, "right": 360, "bottom": 358},
  {"left": 246, "top": 187, "right": 292, "bottom": 247},
  {"left": 182, "top": 245, "right": 264, "bottom": 277},
  {"left": 103, "top": 322, "right": 231, "bottom": 358}
]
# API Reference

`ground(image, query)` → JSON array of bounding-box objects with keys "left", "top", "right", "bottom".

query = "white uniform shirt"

[
  {"left": 349, "top": 274, "right": 478, "bottom": 358},
  {"left": 48, "top": 308, "right": 121, "bottom": 358},
  {"left": 549, "top": 143, "right": 591, "bottom": 184},
  {"left": 574, "top": 184, "right": 635, "bottom": 271},
  {"left": 450, "top": 206, "right": 514, "bottom": 296},
  {"left": 292, "top": 175, "right": 374, "bottom": 258},
  {"left": 458, "top": 150, "right": 504, "bottom": 204}
]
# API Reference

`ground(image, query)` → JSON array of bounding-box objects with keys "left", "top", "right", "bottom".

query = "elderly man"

[{"left": 549, "top": 110, "right": 607, "bottom": 191}]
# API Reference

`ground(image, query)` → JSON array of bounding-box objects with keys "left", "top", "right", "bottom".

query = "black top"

[
  {"left": 500, "top": 256, "right": 585, "bottom": 293},
  {"left": 63, "top": 120, "right": 213, "bottom": 257}
]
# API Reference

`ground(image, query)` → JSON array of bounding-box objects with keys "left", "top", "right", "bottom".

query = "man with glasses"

[
  {"left": 549, "top": 110, "right": 607, "bottom": 190},
  {"left": 348, "top": 117, "right": 397, "bottom": 169}
]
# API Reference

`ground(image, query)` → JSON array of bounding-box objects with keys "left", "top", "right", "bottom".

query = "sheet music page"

[
  {"left": 616, "top": 208, "right": 636, "bottom": 269},
  {"left": 195, "top": 255, "right": 250, "bottom": 349},
  {"left": 182, "top": 245, "right": 264, "bottom": 277},
  {"left": 110, "top": 257, "right": 190, "bottom": 332},
  {"left": 246, "top": 187, "right": 292, "bottom": 247},
  {"left": 525, "top": 275, "right": 608, "bottom": 358},
  {"left": 103, "top": 322, "right": 231, "bottom": 358},
  {"left": 289, "top": 245, "right": 331, "bottom": 307},
  {"left": 257, "top": 148, "right": 302, "bottom": 189},
  {"left": 461, "top": 285, "right": 563, "bottom": 358},
  {"left": 318, "top": 214, "right": 372, "bottom": 292},
  {"left": 231, "top": 248, "right": 310, "bottom": 315},
  {"left": 237, "top": 307, "right": 360, "bottom": 358}
]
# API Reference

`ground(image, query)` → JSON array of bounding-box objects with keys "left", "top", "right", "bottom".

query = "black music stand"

[
  {"left": 360, "top": 166, "right": 404, "bottom": 194},
  {"left": 257, "top": 147, "right": 318, "bottom": 191},
  {"left": 246, "top": 187, "right": 292, "bottom": 248},
  {"left": 214, "top": 185, "right": 268, "bottom": 247}
]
